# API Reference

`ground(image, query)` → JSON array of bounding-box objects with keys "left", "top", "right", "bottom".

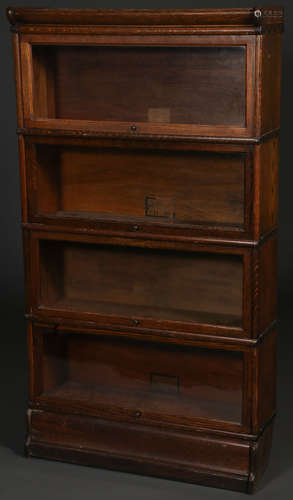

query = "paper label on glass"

[{"left": 148, "top": 108, "right": 171, "bottom": 123}]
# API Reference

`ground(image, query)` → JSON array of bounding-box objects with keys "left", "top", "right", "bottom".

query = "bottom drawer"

[{"left": 31, "top": 325, "right": 247, "bottom": 431}]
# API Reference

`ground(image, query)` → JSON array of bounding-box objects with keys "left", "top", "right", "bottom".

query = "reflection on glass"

[
  {"left": 40, "top": 333, "right": 244, "bottom": 424},
  {"left": 32, "top": 45, "right": 246, "bottom": 126},
  {"left": 34, "top": 145, "right": 245, "bottom": 229},
  {"left": 39, "top": 241, "right": 243, "bottom": 327}
]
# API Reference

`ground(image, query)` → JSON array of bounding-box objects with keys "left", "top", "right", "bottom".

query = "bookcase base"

[{"left": 26, "top": 410, "right": 274, "bottom": 494}]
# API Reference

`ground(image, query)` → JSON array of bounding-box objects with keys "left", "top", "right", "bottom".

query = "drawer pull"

[
  {"left": 132, "top": 319, "right": 140, "bottom": 326},
  {"left": 134, "top": 411, "right": 142, "bottom": 418},
  {"left": 131, "top": 124, "right": 137, "bottom": 132}
]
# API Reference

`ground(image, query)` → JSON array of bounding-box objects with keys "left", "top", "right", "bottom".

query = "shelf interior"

[
  {"left": 32, "top": 45, "right": 246, "bottom": 126},
  {"left": 39, "top": 240, "right": 243, "bottom": 327},
  {"left": 39, "top": 332, "right": 243, "bottom": 424},
  {"left": 33, "top": 144, "right": 245, "bottom": 229}
]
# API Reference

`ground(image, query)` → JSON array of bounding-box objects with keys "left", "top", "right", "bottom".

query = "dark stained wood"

[
  {"left": 25, "top": 137, "right": 255, "bottom": 240},
  {"left": 256, "top": 33, "right": 283, "bottom": 137},
  {"left": 19, "top": 33, "right": 256, "bottom": 140},
  {"left": 24, "top": 136, "right": 279, "bottom": 242},
  {"left": 26, "top": 409, "right": 275, "bottom": 493},
  {"left": 8, "top": 7, "right": 282, "bottom": 493},
  {"left": 254, "top": 328, "right": 277, "bottom": 433},
  {"left": 33, "top": 45, "right": 246, "bottom": 127},
  {"left": 23, "top": 135, "right": 281, "bottom": 243},
  {"left": 15, "top": 28, "right": 280, "bottom": 140},
  {"left": 33, "top": 326, "right": 244, "bottom": 428},
  {"left": 22, "top": 221, "right": 275, "bottom": 248},
  {"left": 12, "top": 33, "right": 24, "bottom": 128},
  {"left": 258, "top": 138, "right": 279, "bottom": 237},
  {"left": 17, "top": 126, "right": 279, "bottom": 144},
  {"left": 7, "top": 7, "right": 284, "bottom": 33},
  {"left": 27, "top": 320, "right": 275, "bottom": 438},
  {"left": 248, "top": 422, "right": 274, "bottom": 493},
  {"left": 30, "top": 143, "right": 247, "bottom": 231},
  {"left": 252, "top": 235, "right": 278, "bottom": 337},
  {"left": 28, "top": 229, "right": 254, "bottom": 339},
  {"left": 17, "top": 136, "right": 28, "bottom": 223},
  {"left": 32, "top": 46, "right": 56, "bottom": 120},
  {"left": 26, "top": 320, "right": 35, "bottom": 399},
  {"left": 27, "top": 316, "right": 270, "bottom": 350},
  {"left": 39, "top": 241, "right": 243, "bottom": 326}
]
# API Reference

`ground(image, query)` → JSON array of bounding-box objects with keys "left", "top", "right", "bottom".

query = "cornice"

[{"left": 7, "top": 7, "right": 284, "bottom": 34}]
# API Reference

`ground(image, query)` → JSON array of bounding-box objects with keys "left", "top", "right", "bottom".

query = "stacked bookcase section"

[{"left": 8, "top": 6, "right": 283, "bottom": 493}]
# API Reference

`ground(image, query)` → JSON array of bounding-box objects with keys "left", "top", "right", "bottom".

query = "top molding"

[{"left": 7, "top": 7, "right": 284, "bottom": 34}]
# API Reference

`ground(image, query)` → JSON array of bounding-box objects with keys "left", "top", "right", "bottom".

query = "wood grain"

[
  {"left": 8, "top": 7, "right": 282, "bottom": 493},
  {"left": 7, "top": 6, "right": 284, "bottom": 33}
]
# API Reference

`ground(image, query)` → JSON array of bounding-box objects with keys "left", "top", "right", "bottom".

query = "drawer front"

[
  {"left": 27, "top": 139, "right": 252, "bottom": 237},
  {"left": 20, "top": 34, "right": 255, "bottom": 138},
  {"left": 31, "top": 232, "right": 252, "bottom": 337},
  {"left": 32, "top": 325, "right": 248, "bottom": 431}
]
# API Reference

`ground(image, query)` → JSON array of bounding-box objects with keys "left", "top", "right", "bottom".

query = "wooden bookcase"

[{"left": 7, "top": 7, "right": 283, "bottom": 493}]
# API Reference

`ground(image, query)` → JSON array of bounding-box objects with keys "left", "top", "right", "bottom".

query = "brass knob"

[
  {"left": 134, "top": 410, "right": 142, "bottom": 418},
  {"left": 131, "top": 124, "right": 137, "bottom": 132}
]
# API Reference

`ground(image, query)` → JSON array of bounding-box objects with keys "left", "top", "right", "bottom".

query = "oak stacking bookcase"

[{"left": 7, "top": 6, "right": 283, "bottom": 493}]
